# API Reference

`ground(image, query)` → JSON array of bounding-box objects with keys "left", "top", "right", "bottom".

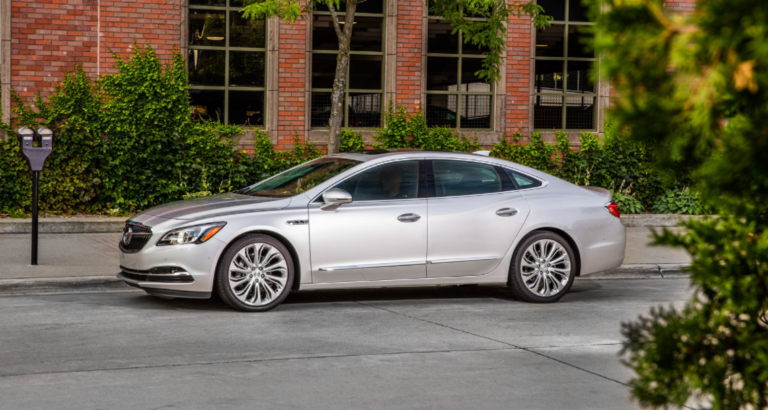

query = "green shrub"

[
  {"left": 652, "top": 188, "right": 711, "bottom": 215},
  {"left": 374, "top": 102, "right": 478, "bottom": 152},
  {"left": 0, "top": 45, "right": 320, "bottom": 215},
  {"left": 340, "top": 129, "right": 365, "bottom": 152}
]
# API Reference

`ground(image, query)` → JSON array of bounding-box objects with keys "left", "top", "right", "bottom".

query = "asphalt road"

[{"left": 0, "top": 278, "right": 692, "bottom": 410}]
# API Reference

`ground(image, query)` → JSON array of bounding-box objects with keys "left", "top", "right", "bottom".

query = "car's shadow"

[{"left": 112, "top": 280, "right": 606, "bottom": 312}]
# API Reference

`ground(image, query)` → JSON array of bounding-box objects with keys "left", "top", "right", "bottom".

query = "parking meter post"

[
  {"left": 31, "top": 171, "right": 39, "bottom": 265},
  {"left": 17, "top": 126, "right": 53, "bottom": 266}
]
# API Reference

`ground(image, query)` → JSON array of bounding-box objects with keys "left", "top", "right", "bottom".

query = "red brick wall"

[
  {"left": 505, "top": 1, "right": 533, "bottom": 142},
  {"left": 275, "top": 15, "right": 307, "bottom": 150},
  {"left": 395, "top": 0, "right": 422, "bottom": 112},
  {"left": 10, "top": 0, "right": 181, "bottom": 99},
  {"left": 664, "top": 0, "right": 696, "bottom": 13}
]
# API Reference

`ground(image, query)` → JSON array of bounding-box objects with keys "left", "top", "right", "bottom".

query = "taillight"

[{"left": 606, "top": 201, "right": 620, "bottom": 218}]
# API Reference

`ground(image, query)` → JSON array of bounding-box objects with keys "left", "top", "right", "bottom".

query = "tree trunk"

[{"left": 327, "top": 0, "right": 358, "bottom": 154}]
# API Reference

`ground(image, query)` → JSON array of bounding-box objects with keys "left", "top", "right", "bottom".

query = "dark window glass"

[
  {"left": 566, "top": 61, "right": 594, "bottom": 93},
  {"left": 460, "top": 58, "right": 489, "bottom": 91},
  {"left": 348, "top": 93, "right": 382, "bottom": 127},
  {"left": 536, "top": 25, "right": 565, "bottom": 57},
  {"left": 537, "top": 0, "right": 565, "bottom": 21},
  {"left": 229, "top": 91, "right": 264, "bottom": 126},
  {"left": 314, "top": 0, "right": 383, "bottom": 14},
  {"left": 535, "top": 60, "right": 565, "bottom": 92},
  {"left": 229, "top": 52, "right": 265, "bottom": 87},
  {"left": 432, "top": 160, "right": 502, "bottom": 197},
  {"left": 189, "top": 0, "right": 225, "bottom": 6},
  {"left": 312, "top": 15, "right": 338, "bottom": 50},
  {"left": 188, "top": 49, "right": 225, "bottom": 86},
  {"left": 565, "top": 96, "right": 594, "bottom": 129},
  {"left": 190, "top": 89, "right": 225, "bottom": 122},
  {"left": 350, "top": 17, "right": 383, "bottom": 52},
  {"left": 504, "top": 169, "right": 543, "bottom": 189},
  {"left": 462, "top": 37, "right": 487, "bottom": 55},
  {"left": 427, "top": 57, "right": 458, "bottom": 91},
  {"left": 461, "top": 95, "right": 491, "bottom": 129},
  {"left": 349, "top": 55, "right": 382, "bottom": 90},
  {"left": 230, "top": 12, "right": 265, "bottom": 48},
  {"left": 568, "top": 0, "right": 590, "bottom": 22},
  {"left": 427, "top": 19, "right": 459, "bottom": 54},
  {"left": 311, "top": 92, "right": 340, "bottom": 127},
  {"left": 426, "top": 94, "right": 458, "bottom": 128},
  {"left": 534, "top": 95, "right": 563, "bottom": 129},
  {"left": 312, "top": 53, "right": 337, "bottom": 89},
  {"left": 567, "top": 26, "right": 594, "bottom": 58},
  {"left": 334, "top": 161, "right": 420, "bottom": 201},
  {"left": 246, "top": 158, "right": 361, "bottom": 197},
  {"left": 189, "top": 11, "right": 226, "bottom": 47}
]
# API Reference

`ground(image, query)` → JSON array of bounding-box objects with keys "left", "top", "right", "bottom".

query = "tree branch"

[{"left": 327, "top": 3, "right": 344, "bottom": 41}]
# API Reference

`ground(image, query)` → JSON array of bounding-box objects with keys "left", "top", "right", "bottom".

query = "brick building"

[{"left": 0, "top": 0, "right": 695, "bottom": 150}]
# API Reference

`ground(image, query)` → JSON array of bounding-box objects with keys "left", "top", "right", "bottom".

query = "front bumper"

[{"left": 118, "top": 230, "right": 227, "bottom": 295}]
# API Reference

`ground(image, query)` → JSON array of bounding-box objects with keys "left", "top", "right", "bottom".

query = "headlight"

[{"left": 156, "top": 222, "right": 226, "bottom": 246}]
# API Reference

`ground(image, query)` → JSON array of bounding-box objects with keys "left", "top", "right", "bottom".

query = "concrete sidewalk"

[{"left": 0, "top": 227, "right": 691, "bottom": 294}]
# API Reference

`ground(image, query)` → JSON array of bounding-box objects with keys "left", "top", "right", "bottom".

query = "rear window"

[{"left": 503, "top": 168, "right": 543, "bottom": 189}]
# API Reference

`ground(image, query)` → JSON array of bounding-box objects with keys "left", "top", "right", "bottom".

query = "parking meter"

[{"left": 17, "top": 126, "right": 54, "bottom": 265}]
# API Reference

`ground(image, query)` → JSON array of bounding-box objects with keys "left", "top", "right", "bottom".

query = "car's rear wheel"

[
  {"left": 508, "top": 232, "right": 575, "bottom": 303},
  {"left": 216, "top": 234, "right": 294, "bottom": 312}
]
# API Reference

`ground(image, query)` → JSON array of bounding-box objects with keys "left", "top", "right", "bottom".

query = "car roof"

[{"left": 328, "top": 149, "right": 495, "bottom": 162}]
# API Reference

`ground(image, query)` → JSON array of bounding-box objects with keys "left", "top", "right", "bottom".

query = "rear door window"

[{"left": 431, "top": 160, "right": 503, "bottom": 197}]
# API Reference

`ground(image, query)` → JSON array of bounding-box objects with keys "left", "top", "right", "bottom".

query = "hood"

[{"left": 129, "top": 192, "right": 292, "bottom": 224}]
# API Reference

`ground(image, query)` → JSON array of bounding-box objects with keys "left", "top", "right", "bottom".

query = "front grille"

[{"left": 119, "top": 222, "right": 153, "bottom": 253}]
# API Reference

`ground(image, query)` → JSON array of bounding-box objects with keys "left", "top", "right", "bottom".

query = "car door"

[
  {"left": 309, "top": 160, "right": 428, "bottom": 283},
  {"left": 426, "top": 159, "right": 530, "bottom": 278}
]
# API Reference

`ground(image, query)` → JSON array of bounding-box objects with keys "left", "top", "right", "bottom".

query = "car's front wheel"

[
  {"left": 508, "top": 232, "right": 575, "bottom": 303},
  {"left": 216, "top": 234, "right": 294, "bottom": 312}
]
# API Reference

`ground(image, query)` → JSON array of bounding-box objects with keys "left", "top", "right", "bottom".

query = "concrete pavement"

[{"left": 0, "top": 278, "right": 694, "bottom": 410}]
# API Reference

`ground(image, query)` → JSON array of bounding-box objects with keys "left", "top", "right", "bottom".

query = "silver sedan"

[{"left": 117, "top": 150, "right": 626, "bottom": 312}]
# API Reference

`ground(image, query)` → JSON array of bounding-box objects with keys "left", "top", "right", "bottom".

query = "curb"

[
  {"left": 0, "top": 217, "right": 126, "bottom": 234},
  {"left": 0, "top": 264, "right": 691, "bottom": 296},
  {"left": 580, "top": 263, "right": 690, "bottom": 280},
  {"left": 619, "top": 214, "right": 712, "bottom": 228},
  {"left": 0, "top": 276, "right": 133, "bottom": 295}
]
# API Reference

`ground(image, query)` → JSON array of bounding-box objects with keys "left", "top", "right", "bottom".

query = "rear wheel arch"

[
  {"left": 217, "top": 230, "right": 302, "bottom": 291},
  {"left": 515, "top": 228, "right": 581, "bottom": 277}
]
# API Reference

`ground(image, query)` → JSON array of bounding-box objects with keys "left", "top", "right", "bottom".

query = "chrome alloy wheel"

[
  {"left": 521, "top": 239, "right": 572, "bottom": 297},
  {"left": 228, "top": 243, "right": 288, "bottom": 306}
]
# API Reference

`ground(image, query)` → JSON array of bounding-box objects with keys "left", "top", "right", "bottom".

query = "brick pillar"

[
  {"left": 505, "top": 1, "right": 532, "bottom": 142},
  {"left": 395, "top": 0, "right": 422, "bottom": 113},
  {"left": 276, "top": 16, "right": 307, "bottom": 150}
]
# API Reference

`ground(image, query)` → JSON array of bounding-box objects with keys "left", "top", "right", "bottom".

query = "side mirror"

[{"left": 321, "top": 188, "right": 353, "bottom": 211}]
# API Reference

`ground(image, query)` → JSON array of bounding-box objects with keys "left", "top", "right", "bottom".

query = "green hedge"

[{"left": 0, "top": 46, "right": 703, "bottom": 216}]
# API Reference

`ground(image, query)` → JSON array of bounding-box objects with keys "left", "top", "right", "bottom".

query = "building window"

[
  {"left": 533, "top": 0, "right": 597, "bottom": 130},
  {"left": 310, "top": 0, "right": 385, "bottom": 128},
  {"left": 188, "top": 0, "right": 266, "bottom": 125},
  {"left": 425, "top": 16, "right": 493, "bottom": 129}
]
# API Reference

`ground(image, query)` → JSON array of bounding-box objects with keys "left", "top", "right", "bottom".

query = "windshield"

[{"left": 241, "top": 158, "right": 361, "bottom": 197}]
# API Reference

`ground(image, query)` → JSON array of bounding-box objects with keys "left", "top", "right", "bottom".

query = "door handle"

[
  {"left": 496, "top": 208, "right": 519, "bottom": 217},
  {"left": 397, "top": 213, "right": 421, "bottom": 222}
]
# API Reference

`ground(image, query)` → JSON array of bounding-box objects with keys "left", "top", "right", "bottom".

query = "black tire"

[
  {"left": 216, "top": 234, "right": 294, "bottom": 312},
  {"left": 508, "top": 231, "right": 576, "bottom": 303}
]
